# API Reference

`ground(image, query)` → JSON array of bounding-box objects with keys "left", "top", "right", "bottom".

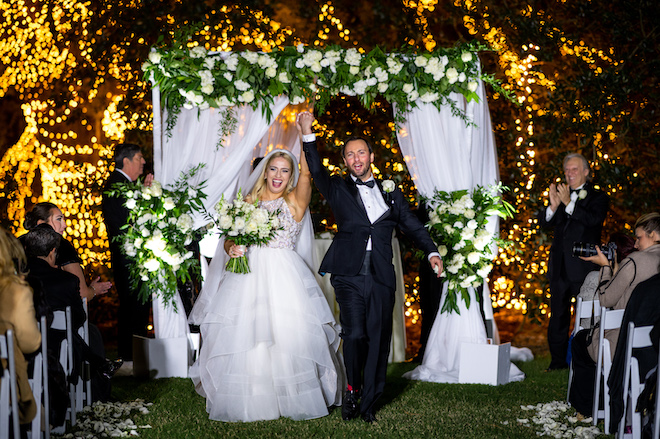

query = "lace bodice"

[{"left": 259, "top": 197, "right": 302, "bottom": 250}]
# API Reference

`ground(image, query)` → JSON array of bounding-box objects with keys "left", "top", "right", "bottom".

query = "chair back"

[
  {"left": 0, "top": 330, "right": 20, "bottom": 439},
  {"left": 567, "top": 298, "right": 601, "bottom": 401},
  {"left": 592, "top": 307, "right": 625, "bottom": 434},
  {"left": 49, "top": 307, "right": 76, "bottom": 431},
  {"left": 618, "top": 322, "right": 653, "bottom": 439},
  {"left": 26, "top": 316, "right": 50, "bottom": 439},
  {"left": 653, "top": 343, "right": 660, "bottom": 439}
]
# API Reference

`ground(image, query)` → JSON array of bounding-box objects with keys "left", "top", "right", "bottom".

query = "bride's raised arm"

[{"left": 291, "top": 112, "right": 315, "bottom": 217}]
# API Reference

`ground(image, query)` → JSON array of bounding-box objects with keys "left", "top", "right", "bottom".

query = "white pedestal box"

[
  {"left": 458, "top": 341, "right": 511, "bottom": 386},
  {"left": 132, "top": 335, "right": 192, "bottom": 379}
]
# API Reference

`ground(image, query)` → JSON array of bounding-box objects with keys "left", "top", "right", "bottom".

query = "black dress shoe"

[
  {"left": 362, "top": 411, "right": 377, "bottom": 423},
  {"left": 101, "top": 359, "right": 124, "bottom": 380},
  {"left": 544, "top": 363, "right": 568, "bottom": 372},
  {"left": 341, "top": 390, "right": 360, "bottom": 421}
]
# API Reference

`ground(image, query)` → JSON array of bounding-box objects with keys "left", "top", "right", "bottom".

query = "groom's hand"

[
  {"left": 430, "top": 256, "right": 443, "bottom": 278},
  {"left": 296, "top": 111, "right": 315, "bottom": 136}
]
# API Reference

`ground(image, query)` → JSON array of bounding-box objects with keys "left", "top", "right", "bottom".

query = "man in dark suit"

[
  {"left": 299, "top": 112, "right": 443, "bottom": 423},
  {"left": 102, "top": 143, "right": 153, "bottom": 361},
  {"left": 23, "top": 225, "right": 120, "bottom": 401},
  {"left": 538, "top": 152, "right": 609, "bottom": 370}
]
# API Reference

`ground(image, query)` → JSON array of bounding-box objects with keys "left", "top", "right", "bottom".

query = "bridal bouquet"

[
  {"left": 212, "top": 190, "right": 281, "bottom": 273},
  {"left": 106, "top": 165, "right": 207, "bottom": 307},
  {"left": 425, "top": 183, "right": 515, "bottom": 314}
]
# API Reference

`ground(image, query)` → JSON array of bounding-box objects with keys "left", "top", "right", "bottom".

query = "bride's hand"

[{"left": 228, "top": 244, "right": 246, "bottom": 258}]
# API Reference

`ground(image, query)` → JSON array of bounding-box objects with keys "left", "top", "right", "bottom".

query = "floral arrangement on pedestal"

[
  {"left": 106, "top": 165, "right": 207, "bottom": 307},
  {"left": 141, "top": 28, "right": 513, "bottom": 139},
  {"left": 211, "top": 190, "right": 282, "bottom": 274},
  {"left": 425, "top": 183, "right": 515, "bottom": 314}
]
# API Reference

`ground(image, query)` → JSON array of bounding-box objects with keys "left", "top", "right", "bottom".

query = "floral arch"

[{"left": 142, "top": 40, "right": 506, "bottom": 372}]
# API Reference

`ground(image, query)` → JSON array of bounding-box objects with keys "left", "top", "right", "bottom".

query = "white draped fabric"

[
  {"left": 395, "top": 76, "right": 523, "bottom": 383},
  {"left": 151, "top": 95, "right": 290, "bottom": 339}
]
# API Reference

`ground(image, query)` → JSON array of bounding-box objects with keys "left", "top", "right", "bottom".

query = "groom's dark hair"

[
  {"left": 341, "top": 136, "right": 373, "bottom": 158},
  {"left": 113, "top": 143, "right": 142, "bottom": 169}
]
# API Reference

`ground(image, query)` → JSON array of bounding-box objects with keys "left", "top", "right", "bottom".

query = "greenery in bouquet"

[
  {"left": 425, "top": 183, "right": 515, "bottom": 314},
  {"left": 106, "top": 165, "right": 207, "bottom": 307},
  {"left": 212, "top": 190, "right": 282, "bottom": 274}
]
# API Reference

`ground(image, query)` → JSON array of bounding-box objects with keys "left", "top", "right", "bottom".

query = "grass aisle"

[{"left": 109, "top": 354, "right": 608, "bottom": 438}]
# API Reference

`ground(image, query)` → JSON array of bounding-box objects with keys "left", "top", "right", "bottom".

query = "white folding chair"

[
  {"left": 618, "top": 322, "right": 654, "bottom": 439},
  {"left": 26, "top": 316, "right": 49, "bottom": 439},
  {"left": 567, "top": 297, "right": 600, "bottom": 401},
  {"left": 0, "top": 330, "right": 20, "bottom": 439},
  {"left": 592, "top": 307, "right": 625, "bottom": 434},
  {"left": 50, "top": 307, "right": 76, "bottom": 432},
  {"left": 653, "top": 343, "right": 660, "bottom": 439},
  {"left": 74, "top": 298, "right": 92, "bottom": 411}
]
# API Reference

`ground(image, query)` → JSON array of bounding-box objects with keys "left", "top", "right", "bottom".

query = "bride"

[{"left": 189, "top": 142, "right": 344, "bottom": 422}]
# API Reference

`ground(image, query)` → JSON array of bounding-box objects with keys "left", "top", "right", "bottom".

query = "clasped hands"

[{"left": 547, "top": 182, "right": 572, "bottom": 211}]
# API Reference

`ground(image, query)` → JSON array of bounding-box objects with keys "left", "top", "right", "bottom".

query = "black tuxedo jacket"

[
  {"left": 102, "top": 170, "right": 131, "bottom": 249},
  {"left": 538, "top": 182, "right": 609, "bottom": 284},
  {"left": 26, "top": 257, "right": 85, "bottom": 331},
  {"left": 304, "top": 140, "right": 438, "bottom": 287}
]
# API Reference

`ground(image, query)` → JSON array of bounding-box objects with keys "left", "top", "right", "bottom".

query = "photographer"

[{"left": 569, "top": 212, "right": 660, "bottom": 418}]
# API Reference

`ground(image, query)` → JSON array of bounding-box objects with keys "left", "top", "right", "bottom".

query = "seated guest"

[
  {"left": 22, "top": 225, "right": 122, "bottom": 402},
  {"left": 23, "top": 202, "right": 112, "bottom": 301},
  {"left": 0, "top": 226, "right": 41, "bottom": 426},
  {"left": 569, "top": 212, "right": 660, "bottom": 417},
  {"left": 576, "top": 232, "right": 636, "bottom": 329}
]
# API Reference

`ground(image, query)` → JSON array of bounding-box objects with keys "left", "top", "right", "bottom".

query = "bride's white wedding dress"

[{"left": 189, "top": 197, "right": 343, "bottom": 422}]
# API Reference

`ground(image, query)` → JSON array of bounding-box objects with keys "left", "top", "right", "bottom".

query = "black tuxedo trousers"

[{"left": 332, "top": 272, "right": 394, "bottom": 415}]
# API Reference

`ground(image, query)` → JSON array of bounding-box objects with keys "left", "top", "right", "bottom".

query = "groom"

[{"left": 299, "top": 112, "right": 443, "bottom": 423}]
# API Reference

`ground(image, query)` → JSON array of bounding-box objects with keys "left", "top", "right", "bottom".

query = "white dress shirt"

[
  {"left": 352, "top": 176, "right": 389, "bottom": 251},
  {"left": 546, "top": 183, "right": 584, "bottom": 221}
]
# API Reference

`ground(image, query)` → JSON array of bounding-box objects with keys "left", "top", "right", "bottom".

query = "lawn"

[{"left": 95, "top": 354, "right": 610, "bottom": 439}]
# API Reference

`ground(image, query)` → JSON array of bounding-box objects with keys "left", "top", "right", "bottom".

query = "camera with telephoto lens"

[{"left": 571, "top": 241, "right": 617, "bottom": 261}]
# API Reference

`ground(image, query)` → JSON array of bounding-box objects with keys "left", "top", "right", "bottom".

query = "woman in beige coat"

[
  {"left": 0, "top": 226, "right": 41, "bottom": 425},
  {"left": 569, "top": 212, "right": 660, "bottom": 417}
]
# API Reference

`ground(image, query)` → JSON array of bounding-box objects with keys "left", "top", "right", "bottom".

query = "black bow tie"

[{"left": 356, "top": 179, "right": 375, "bottom": 188}]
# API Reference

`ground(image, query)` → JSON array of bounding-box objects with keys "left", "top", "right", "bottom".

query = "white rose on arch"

[
  {"left": 461, "top": 52, "right": 473, "bottom": 63},
  {"left": 446, "top": 67, "right": 459, "bottom": 84}
]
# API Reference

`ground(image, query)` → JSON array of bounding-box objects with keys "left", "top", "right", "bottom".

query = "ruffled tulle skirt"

[{"left": 189, "top": 246, "right": 344, "bottom": 422}]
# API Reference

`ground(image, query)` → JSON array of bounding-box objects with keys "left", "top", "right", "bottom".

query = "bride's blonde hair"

[{"left": 249, "top": 151, "right": 296, "bottom": 202}]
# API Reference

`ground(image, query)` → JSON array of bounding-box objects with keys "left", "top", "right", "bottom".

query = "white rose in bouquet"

[
  {"left": 477, "top": 264, "right": 493, "bottom": 278},
  {"left": 148, "top": 51, "right": 162, "bottom": 64},
  {"left": 162, "top": 197, "right": 176, "bottom": 210},
  {"left": 218, "top": 215, "right": 232, "bottom": 229},
  {"left": 461, "top": 52, "right": 473, "bottom": 62},
  {"left": 144, "top": 258, "right": 160, "bottom": 272},
  {"left": 151, "top": 181, "right": 163, "bottom": 197},
  {"left": 245, "top": 220, "right": 259, "bottom": 234},
  {"left": 467, "top": 252, "right": 481, "bottom": 265},
  {"left": 125, "top": 198, "right": 137, "bottom": 210},
  {"left": 176, "top": 214, "right": 193, "bottom": 232},
  {"left": 123, "top": 242, "right": 137, "bottom": 257}
]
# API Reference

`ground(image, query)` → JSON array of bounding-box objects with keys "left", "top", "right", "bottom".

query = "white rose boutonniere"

[
  {"left": 382, "top": 180, "right": 396, "bottom": 193},
  {"left": 578, "top": 189, "right": 588, "bottom": 200}
]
